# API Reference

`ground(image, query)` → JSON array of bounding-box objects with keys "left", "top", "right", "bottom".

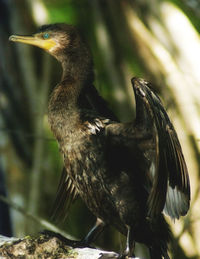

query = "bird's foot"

[
  {"left": 118, "top": 254, "right": 128, "bottom": 259},
  {"left": 99, "top": 251, "right": 119, "bottom": 258},
  {"left": 40, "top": 229, "right": 94, "bottom": 248},
  {"left": 71, "top": 239, "right": 94, "bottom": 248},
  {"left": 118, "top": 254, "right": 136, "bottom": 259},
  {"left": 40, "top": 229, "right": 67, "bottom": 241},
  {"left": 117, "top": 250, "right": 135, "bottom": 259},
  {"left": 40, "top": 229, "right": 76, "bottom": 246}
]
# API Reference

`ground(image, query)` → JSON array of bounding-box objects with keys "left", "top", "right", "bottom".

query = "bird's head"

[{"left": 9, "top": 23, "right": 86, "bottom": 63}]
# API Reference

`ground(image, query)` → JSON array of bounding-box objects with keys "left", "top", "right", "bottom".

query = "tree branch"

[{"left": 0, "top": 233, "right": 138, "bottom": 259}]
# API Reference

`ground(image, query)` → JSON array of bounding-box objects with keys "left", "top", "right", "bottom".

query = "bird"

[{"left": 9, "top": 23, "right": 190, "bottom": 259}]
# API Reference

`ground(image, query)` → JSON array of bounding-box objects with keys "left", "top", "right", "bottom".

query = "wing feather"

[
  {"left": 132, "top": 77, "right": 190, "bottom": 219},
  {"left": 51, "top": 167, "right": 78, "bottom": 222}
]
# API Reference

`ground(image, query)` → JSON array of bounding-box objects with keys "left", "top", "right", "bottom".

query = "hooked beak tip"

[{"left": 9, "top": 35, "right": 16, "bottom": 42}]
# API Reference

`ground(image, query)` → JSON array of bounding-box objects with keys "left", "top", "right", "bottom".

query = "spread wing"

[
  {"left": 131, "top": 77, "right": 190, "bottom": 219},
  {"left": 51, "top": 167, "right": 78, "bottom": 221}
]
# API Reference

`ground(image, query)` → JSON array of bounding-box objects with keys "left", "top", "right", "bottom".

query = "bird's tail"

[
  {"left": 149, "top": 247, "right": 170, "bottom": 259},
  {"left": 148, "top": 214, "right": 171, "bottom": 259}
]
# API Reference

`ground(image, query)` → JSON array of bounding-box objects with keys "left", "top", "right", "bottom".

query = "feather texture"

[{"left": 131, "top": 77, "right": 190, "bottom": 219}]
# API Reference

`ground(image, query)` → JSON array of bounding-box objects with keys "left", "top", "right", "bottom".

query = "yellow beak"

[{"left": 9, "top": 35, "right": 57, "bottom": 51}]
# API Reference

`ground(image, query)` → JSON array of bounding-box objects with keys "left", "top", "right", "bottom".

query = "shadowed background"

[{"left": 0, "top": 0, "right": 200, "bottom": 258}]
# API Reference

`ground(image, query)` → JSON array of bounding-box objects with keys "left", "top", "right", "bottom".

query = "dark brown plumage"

[{"left": 9, "top": 23, "right": 190, "bottom": 259}]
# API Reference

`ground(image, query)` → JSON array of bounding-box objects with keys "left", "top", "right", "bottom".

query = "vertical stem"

[
  {"left": 26, "top": 53, "right": 51, "bottom": 233},
  {"left": 89, "top": 0, "right": 134, "bottom": 121}
]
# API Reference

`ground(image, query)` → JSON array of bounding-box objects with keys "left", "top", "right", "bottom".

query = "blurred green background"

[{"left": 1, "top": 0, "right": 200, "bottom": 258}]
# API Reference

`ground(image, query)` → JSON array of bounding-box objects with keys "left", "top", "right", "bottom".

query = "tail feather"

[
  {"left": 149, "top": 247, "right": 170, "bottom": 259},
  {"left": 148, "top": 215, "right": 171, "bottom": 259}
]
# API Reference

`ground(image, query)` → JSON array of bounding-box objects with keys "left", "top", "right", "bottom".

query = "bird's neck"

[
  {"left": 61, "top": 42, "right": 93, "bottom": 80},
  {"left": 61, "top": 60, "right": 92, "bottom": 84},
  {"left": 48, "top": 49, "right": 94, "bottom": 117}
]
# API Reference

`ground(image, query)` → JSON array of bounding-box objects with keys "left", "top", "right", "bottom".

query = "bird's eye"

[{"left": 43, "top": 33, "right": 49, "bottom": 39}]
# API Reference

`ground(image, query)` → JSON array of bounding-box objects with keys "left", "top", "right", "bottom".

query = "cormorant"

[{"left": 9, "top": 23, "right": 190, "bottom": 259}]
